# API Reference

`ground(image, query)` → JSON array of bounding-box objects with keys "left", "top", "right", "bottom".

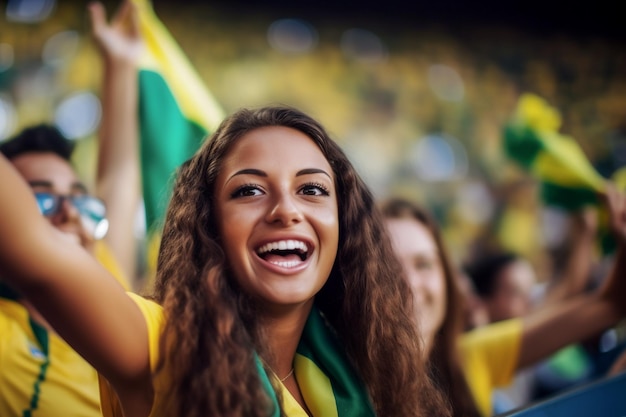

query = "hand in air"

[{"left": 88, "top": 1, "right": 143, "bottom": 64}]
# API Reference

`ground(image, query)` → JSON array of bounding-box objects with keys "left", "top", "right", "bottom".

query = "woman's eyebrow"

[
  {"left": 296, "top": 168, "right": 332, "bottom": 178},
  {"left": 231, "top": 168, "right": 267, "bottom": 178},
  {"left": 224, "top": 168, "right": 267, "bottom": 187},
  {"left": 229, "top": 168, "right": 331, "bottom": 179}
]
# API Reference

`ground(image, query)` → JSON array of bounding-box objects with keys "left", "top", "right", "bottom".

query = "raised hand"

[
  {"left": 90, "top": 0, "right": 142, "bottom": 284},
  {"left": 88, "top": 1, "right": 143, "bottom": 64}
]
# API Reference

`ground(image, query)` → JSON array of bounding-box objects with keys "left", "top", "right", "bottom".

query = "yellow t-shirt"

[
  {"left": 94, "top": 240, "right": 130, "bottom": 291},
  {"left": 99, "top": 293, "right": 171, "bottom": 417},
  {"left": 99, "top": 295, "right": 337, "bottom": 417},
  {"left": 459, "top": 318, "right": 523, "bottom": 417},
  {"left": 0, "top": 298, "right": 101, "bottom": 417},
  {"left": 0, "top": 241, "right": 129, "bottom": 417}
]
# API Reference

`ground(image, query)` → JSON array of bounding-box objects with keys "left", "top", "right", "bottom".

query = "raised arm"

[
  {"left": 540, "top": 206, "right": 598, "bottom": 306},
  {"left": 90, "top": 0, "right": 142, "bottom": 284},
  {"left": 517, "top": 185, "right": 626, "bottom": 369},
  {"left": 0, "top": 154, "right": 151, "bottom": 397}
]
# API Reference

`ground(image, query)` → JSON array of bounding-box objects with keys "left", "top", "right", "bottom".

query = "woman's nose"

[{"left": 265, "top": 193, "right": 304, "bottom": 226}]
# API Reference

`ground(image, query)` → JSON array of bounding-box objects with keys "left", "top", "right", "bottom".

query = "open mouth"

[{"left": 256, "top": 239, "right": 310, "bottom": 265}]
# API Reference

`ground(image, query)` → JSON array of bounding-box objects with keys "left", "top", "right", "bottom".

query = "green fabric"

[
  {"left": 540, "top": 182, "right": 599, "bottom": 211},
  {"left": 502, "top": 93, "right": 606, "bottom": 211},
  {"left": 296, "top": 307, "right": 375, "bottom": 417},
  {"left": 545, "top": 344, "right": 591, "bottom": 380},
  {"left": 502, "top": 94, "right": 616, "bottom": 255},
  {"left": 252, "top": 307, "right": 374, "bottom": 416},
  {"left": 502, "top": 124, "right": 544, "bottom": 170},
  {"left": 133, "top": 0, "right": 224, "bottom": 238},
  {"left": 138, "top": 70, "right": 207, "bottom": 233},
  {"left": 24, "top": 317, "right": 49, "bottom": 416},
  {"left": 255, "top": 355, "right": 280, "bottom": 417}
]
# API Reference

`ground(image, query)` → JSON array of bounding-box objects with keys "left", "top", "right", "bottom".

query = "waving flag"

[
  {"left": 502, "top": 93, "right": 619, "bottom": 253},
  {"left": 503, "top": 93, "right": 606, "bottom": 210},
  {"left": 130, "top": 0, "right": 225, "bottom": 281}
]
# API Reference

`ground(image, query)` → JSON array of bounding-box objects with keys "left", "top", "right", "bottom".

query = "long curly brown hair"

[
  {"left": 380, "top": 198, "right": 481, "bottom": 417},
  {"left": 153, "top": 106, "right": 450, "bottom": 417}
]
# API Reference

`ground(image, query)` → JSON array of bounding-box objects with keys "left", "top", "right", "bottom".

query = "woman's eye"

[
  {"left": 231, "top": 184, "right": 263, "bottom": 198},
  {"left": 300, "top": 182, "right": 330, "bottom": 196}
]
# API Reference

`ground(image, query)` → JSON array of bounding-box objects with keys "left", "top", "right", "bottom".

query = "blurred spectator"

[
  {"left": 381, "top": 191, "right": 626, "bottom": 417},
  {"left": 0, "top": 1, "right": 140, "bottom": 415}
]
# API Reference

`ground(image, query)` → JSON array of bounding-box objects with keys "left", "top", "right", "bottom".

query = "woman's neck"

[
  {"left": 262, "top": 300, "right": 313, "bottom": 377},
  {"left": 261, "top": 300, "right": 314, "bottom": 416}
]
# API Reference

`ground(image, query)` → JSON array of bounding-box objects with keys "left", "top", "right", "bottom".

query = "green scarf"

[{"left": 258, "top": 307, "right": 376, "bottom": 417}]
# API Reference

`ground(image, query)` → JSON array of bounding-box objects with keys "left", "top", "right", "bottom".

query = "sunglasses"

[{"left": 34, "top": 192, "right": 109, "bottom": 240}]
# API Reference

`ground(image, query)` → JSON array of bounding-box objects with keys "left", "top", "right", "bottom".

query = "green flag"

[
  {"left": 131, "top": 0, "right": 224, "bottom": 278},
  {"left": 132, "top": 0, "right": 224, "bottom": 232}
]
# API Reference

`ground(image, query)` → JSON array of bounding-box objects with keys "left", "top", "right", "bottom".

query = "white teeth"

[
  {"left": 268, "top": 260, "right": 301, "bottom": 268},
  {"left": 257, "top": 240, "right": 308, "bottom": 254}
]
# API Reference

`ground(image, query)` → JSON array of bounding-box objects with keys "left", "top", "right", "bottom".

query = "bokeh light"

[
  {"left": 427, "top": 64, "right": 465, "bottom": 102},
  {"left": 410, "top": 133, "right": 468, "bottom": 182},
  {"left": 54, "top": 91, "right": 101, "bottom": 140},
  {"left": 267, "top": 19, "right": 318, "bottom": 54},
  {"left": 6, "top": 0, "right": 55, "bottom": 23},
  {"left": 340, "top": 28, "right": 388, "bottom": 64},
  {"left": 42, "top": 30, "right": 80, "bottom": 68},
  {"left": 456, "top": 180, "right": 494, "bottom": 225}
]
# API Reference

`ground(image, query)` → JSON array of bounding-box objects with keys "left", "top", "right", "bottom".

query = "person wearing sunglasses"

[
  {"left": 34, "top": 190, "right": 110, "bottom": 240},
  {"left": 2, "top": 130, "right": 112, "bottom": 248},
  {"left": 0, "top": 2, "right": 140, "bottom": 416}
]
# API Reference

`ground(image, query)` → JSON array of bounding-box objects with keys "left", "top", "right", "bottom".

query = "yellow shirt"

[
  {"left": 99, "top": 293, "right": 170, "bottom": 417},
  {"left": 99, "top": 295, "right": 344, "bottom": 417},
  {"left": 0, "top": 299, "right": 101, "bottom": 417},
  {"left": 459, "top": 318, "right": 523, "bottom": 417},
  {"left": 0, "top": 241, "right": 129, "bottom": 417},
  {"left": 94, "top": 240, "right": 130, "bottom": 291}
]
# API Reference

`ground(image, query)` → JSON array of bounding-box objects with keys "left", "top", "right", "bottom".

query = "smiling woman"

[
  {"left": 214, "top": 126, "right": 338, "bottom": 309},
  {"left": 382, "top": 196, "right": 626, "bottom": 417},
  {"left": 0, "top": 105, "right": 451, "bottom": 417}
]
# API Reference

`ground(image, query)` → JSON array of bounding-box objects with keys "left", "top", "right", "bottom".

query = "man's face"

[{"left": 11, "top": 152, "right": 97, "bottom": 252}]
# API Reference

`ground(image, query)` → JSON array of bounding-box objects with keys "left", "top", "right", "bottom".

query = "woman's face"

[
  {"left": 214, "top": 126, "right": 339, "bottom": 311},
  {"left": 385, "top": 218, "right": 447, "bottom": 348}
]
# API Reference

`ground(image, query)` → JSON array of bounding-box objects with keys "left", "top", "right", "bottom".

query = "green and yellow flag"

[
  {"left": 131, "top": 0, "right": 225, "bottom": 280},
  {"left": 502, "top": 93, "right": 607, "bottom": 211},
  {"left": 502, "top": 93, "right": 619, "bottom": 253}
]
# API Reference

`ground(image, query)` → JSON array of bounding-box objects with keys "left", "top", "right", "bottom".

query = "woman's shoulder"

[
  {"left": 126, "top": 293, "right": 163, "bottom": 327},
  {"left": 125, "top": 293, "right": 164, "bottom": 369},
  {"left": 459, "top": 318, "right": 524, "bottom": 352}
]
